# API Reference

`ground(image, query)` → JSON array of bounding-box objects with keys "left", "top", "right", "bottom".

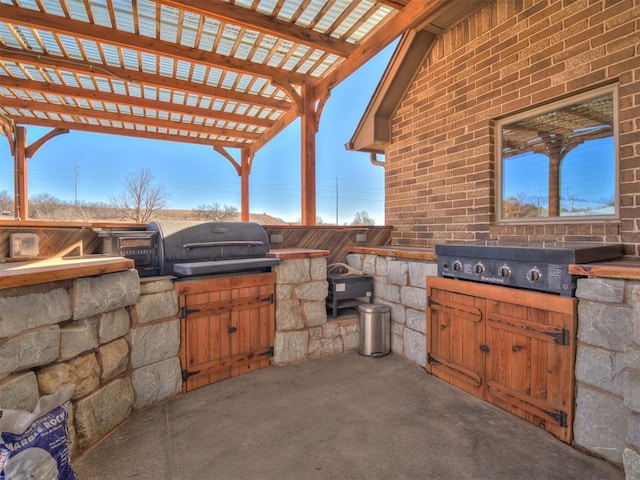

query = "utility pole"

[
  {"left": 74, "top": 159, "right": 78, "bottom": 206},
  {"left": 335, "top": 177, "right": 339, "bottom": 225}
]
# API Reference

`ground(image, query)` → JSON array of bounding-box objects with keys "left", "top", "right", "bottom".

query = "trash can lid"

[{"left": 357, "top": 303, "right": 390, "bottom": 313}]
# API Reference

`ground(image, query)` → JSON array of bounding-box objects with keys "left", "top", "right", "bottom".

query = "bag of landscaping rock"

[{"left": 0, "top": 384, "right": 78, "bottom": 480}]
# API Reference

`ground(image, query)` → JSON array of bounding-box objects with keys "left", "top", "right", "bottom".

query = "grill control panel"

[
  {"left": 437, "top": 256, "right": 574, "bottom": 296},
  {"left": 435, "top": 242, "right": 623, "bottom": 297}
]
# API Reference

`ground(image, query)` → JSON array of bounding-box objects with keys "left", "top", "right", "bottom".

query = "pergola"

[{"left": 0, "top": 0, "right": 452, "bottom": 223}]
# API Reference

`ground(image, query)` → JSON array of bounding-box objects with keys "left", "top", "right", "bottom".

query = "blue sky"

[{"left": 0, "top": 43, "right": 396, "bottom": 225}]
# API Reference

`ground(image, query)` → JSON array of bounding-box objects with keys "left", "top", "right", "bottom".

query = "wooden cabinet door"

[
  {"left": 177, "top": 273, "right": 275, "bottom": 393},
  {"left": 426, "top": 277, "right": 576, "bottom": 443},
  {"left": 229, "top": 281, "right": 275, "bottom": 378},
  {"left": 183, "top": 287, "right": 234, "bottom": 391},
  {"left": 485, "top": 295, "right": 576, "bottom": 443},
  {"left": 426, "top": 283, "right": 485, "bottom": 399}
]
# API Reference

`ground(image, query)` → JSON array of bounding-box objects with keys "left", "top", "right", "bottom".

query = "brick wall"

[{"left": 386, "top": 0, "right": 640, "bottom": 255}]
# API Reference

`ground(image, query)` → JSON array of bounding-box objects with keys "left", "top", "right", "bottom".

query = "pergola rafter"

[
  {"left": 156, "top": 0, "right": 357, "bottom": 58},
  {"left": 0, "top": 46, "right": 292, "bottom": 110},
  {"left": 1, "top": 77, "right": 277, "bottom": 129},
  {"left": 0, "top": 3, "right": 310, "bottom": 86}
]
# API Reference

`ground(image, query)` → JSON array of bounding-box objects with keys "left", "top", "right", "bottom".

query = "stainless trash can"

[{"left": 358, "top": 303, "right": 390, "bottom": 357}]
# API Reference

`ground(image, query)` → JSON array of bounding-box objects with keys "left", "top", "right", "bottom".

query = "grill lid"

[{"left": 147, "top": 220, "right": 275, "bottom": 276}]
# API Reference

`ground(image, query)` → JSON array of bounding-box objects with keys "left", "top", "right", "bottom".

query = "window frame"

[{"left": 495, "top": 84, "right": 619, "bottom": 225}]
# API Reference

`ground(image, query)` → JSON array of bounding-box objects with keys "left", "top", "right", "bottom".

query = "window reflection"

[{"left": 499, "top": 90, "right": 616, "bottom": 220}]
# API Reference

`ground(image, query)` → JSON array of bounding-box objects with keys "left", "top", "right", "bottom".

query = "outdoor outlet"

[
  {"left": 270, "top": 234, "right": 284, "bottom": 244},
  {"left": 356, "top": 233, "right": 367, "bottom": 242},
  {"left": 10, "top": 233, "right": 39, "bottom": 259}
]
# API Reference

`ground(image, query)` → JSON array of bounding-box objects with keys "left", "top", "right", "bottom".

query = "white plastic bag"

[{"left": 0, "top": 384, "right": 77, "bottom": 480}]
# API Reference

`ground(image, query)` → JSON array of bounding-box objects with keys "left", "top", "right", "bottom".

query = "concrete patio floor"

[{"left": 74, "top": 354, "right": 623, "bottom": 480}]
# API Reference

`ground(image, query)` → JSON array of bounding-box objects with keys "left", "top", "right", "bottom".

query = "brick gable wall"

[{"left": 386, "top": 0, "right": 640, "bottom": 255}]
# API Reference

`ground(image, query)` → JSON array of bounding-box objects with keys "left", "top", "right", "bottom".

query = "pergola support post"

[
  {"left": 240, "top": 149, "right": 251, "bottom": 222},
  {"left": 8, "top": 126, "right": 69, "bottom": 220},
  {"left": 214, "top": 145, "right": 252, "bottom": 222},
  {"left": 301, "top": 85, "right": 317, "bottom": 225},
  {"left": 548, "top": 156, "right": 561, "bottom": 217},
  {"left": 14, "top": 126, "right": 28, "bottom": 220}
]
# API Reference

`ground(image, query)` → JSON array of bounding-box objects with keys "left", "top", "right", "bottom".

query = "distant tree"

[
  {"left": 111, "top": 167, "right": 170, "bottom": 223},
  {"left": 351, "top": 210, "right": 375, "bottom": 225},
  {"left": 192, "top": 202, "right": 238, "bottom": 221},
  {"left": 0, "top": 190, "right": 12, "bottom": 214},
  {"left": 30, "top": 192, "right": 63, "bottom": 219},
  {"left": 502, "top": 195, "right": 539, "bottom": 219}
]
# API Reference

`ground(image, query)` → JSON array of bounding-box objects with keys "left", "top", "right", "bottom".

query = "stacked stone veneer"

[
  {"left": 0, "top": 269, "right": 181, "bottom": 457},
  {"left": 574, "top": 277, "right": 640, "bottom": 477},
  {"left": 272, "top": 257, "right": 359, "bottom": 364},
  {"left": 346, "top": 253, "right": 437, "bottom": 367}
]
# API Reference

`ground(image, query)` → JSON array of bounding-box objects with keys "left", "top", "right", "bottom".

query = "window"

[{"left": 496, "top": 85, "right": 618, "bottom": 222}]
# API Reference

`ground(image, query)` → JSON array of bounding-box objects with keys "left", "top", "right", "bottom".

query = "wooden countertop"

[
  {"left": 0, "top": 256, "right": 135, "bottom": 290},
  {"left": 568, "top": 259, "right": 640, "bottom": 280},
  {"left": 267, "top": 248, "right": 330, "bottom": 259},
  {"left": 350, "top": 246, "right": 640, "bottom": 280},
  {"left": 349, "top": 246, "right": 437, "bottom": 261},
  {"left": 3, "top": 250, "right": 638, "bottom": 291}
]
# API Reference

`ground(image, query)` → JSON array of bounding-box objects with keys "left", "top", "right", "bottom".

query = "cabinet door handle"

[
  {"left": 228, "top": 326, "right": 238, "bottom": 333},
  {"left": 479, "top": 344, "right": 490, "bottom": 353}
]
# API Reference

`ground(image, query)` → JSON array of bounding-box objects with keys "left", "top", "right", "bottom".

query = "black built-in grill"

[
  {"left": 100, "top": 220, "right": 280, "bottom": 277},
  {"left": 436, "top": 242, "right": 623, "bottom": 296}
]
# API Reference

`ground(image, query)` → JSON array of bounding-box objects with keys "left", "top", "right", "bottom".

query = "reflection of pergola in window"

[
  {"left": 502, "top": 95, "right": 613, "bottom": 216},
  {"left": 0, "top": 0, "right": 490, "bottom": 223}
]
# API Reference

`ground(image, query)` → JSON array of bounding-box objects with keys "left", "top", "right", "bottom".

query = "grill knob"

[
  {"left": 452, "top": 260, "right": 463, "bottom": 272},
  {"left": 527, "top": 268, "right": 542, "bottom": 283},
  {"left": 474, "top": 262, "right": 485, "bottom": 275},
  {"left": 498, "top": 265, "right": 511, "bottom": 278}
]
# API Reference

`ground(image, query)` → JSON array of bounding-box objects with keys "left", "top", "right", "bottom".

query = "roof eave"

[
  {"left": 348, "top": 0, "right": 494, "bottom": 154},
  {"left": 348, "top": 28, "right": 437, "bottom": 154}
]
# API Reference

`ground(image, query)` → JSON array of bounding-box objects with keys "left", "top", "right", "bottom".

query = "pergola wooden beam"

[
  {"left": 0, "top": 46, "right": 292, "bottom": 111},
  {"left": 10, "top": 116, "right": 250, "bottom": 149},
  {"left": 377, "top": 0, "right": 410, "bottom": 8},
  {"left": 256, "top": 13, "right": 445, "bottom": 158},
  {"left": 1, "top": 78, "right": 276, "bottom": 129},
  {"left": 25, "top": 127, "right": 69, "bottom": 158},
  {"left": 157, "top": 0, "right": 356, "bottom": 58},
  {"left": 0, "top": 113, "right": 15, "bottom": 155},
  {"left": 0, "top": 3, "right": 309, "bottom": 86},
  {"left": 315, "top": 0, "right": 450, "bottom": 93},
  {"left": 212, "top": 145, "right": 252, "bottom": 221},
  {"left": 1, "top": 97, "right": 263, "bottom": 140},
  {"left": 247, "top": 108, "right": 298, "bottom": 156}
]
